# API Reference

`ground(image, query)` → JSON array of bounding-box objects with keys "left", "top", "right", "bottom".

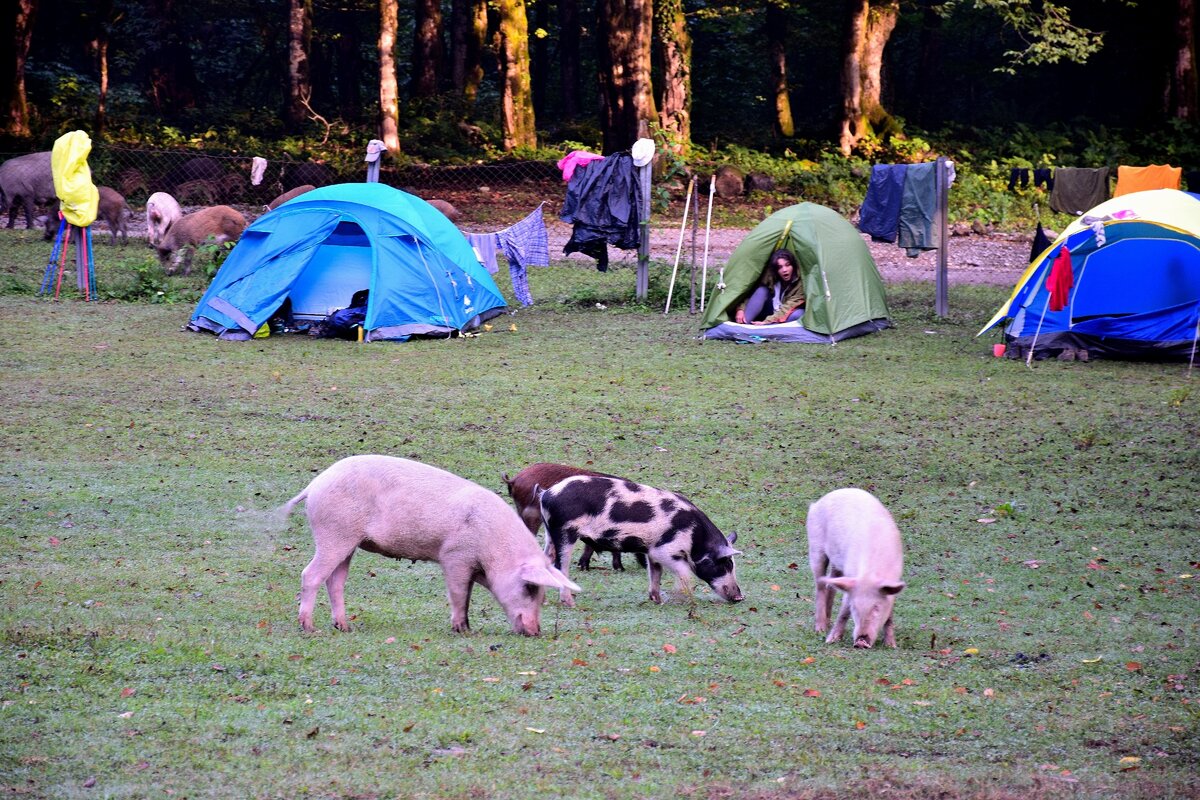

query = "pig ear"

[
  {"left": 881, "top": 581, "right": 906, "bottom": 595},
  {"left": 818, "top": 576, "right": 856, "bottom": 593},
  {"left": 727, "top": 531, "right": 738, "bottom": 544},
  {"left": 519, "top": 562, "right": 582, "bottom": 593},
  {"left": 532, "top": 482, "right": 544, "bottom": 500},
  {"left": 717, "top": 545, "right": 742, "bottom": 559}
]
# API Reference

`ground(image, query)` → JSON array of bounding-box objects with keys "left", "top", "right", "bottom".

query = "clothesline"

[{"left": 462, "top": 203, "right": 549, "bottom": 307}]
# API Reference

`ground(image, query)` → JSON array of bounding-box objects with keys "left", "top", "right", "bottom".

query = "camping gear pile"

[
  {"left": 189, "top": 183, "right": 506, "bottom": 342},
  {"left": 981, "top": 189, "right": 1200, "bottom": 362},
  {"left": 701, "top": 202, "right": 891, "bottom": 343}
]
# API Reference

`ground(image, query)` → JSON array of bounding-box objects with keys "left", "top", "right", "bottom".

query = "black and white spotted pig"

[{"left": 536, "top": 476, "right": 744, "bottom": 606}]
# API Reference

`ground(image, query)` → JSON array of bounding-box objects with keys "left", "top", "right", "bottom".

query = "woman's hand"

[{"left": 735, "top": 309, "right": 746, "bottom": 324}]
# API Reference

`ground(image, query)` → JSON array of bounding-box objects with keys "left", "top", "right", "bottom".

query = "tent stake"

[
  {"left": 699, "top": 176, "right": 715, "bottom": 314},
  {"left": 664, "top": 177, "right": 695, "bottom": 315}
]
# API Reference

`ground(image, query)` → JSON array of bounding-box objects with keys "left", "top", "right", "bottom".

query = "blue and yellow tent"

[
  {"left": 189, "top": 183, "right": 505, "bottom": 341},
  {"left": 980, "top": 189, "right": 1200, "bottom": 361}
]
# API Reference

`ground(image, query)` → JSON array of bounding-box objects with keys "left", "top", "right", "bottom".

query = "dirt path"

[{"left": 545, "top": 220, "right": 1031, "bottom": 287}]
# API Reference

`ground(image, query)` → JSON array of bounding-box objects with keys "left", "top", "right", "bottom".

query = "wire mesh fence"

[
  {"left": 0, "top": 145, "right": 564, "bottom": 213},
  {"left": 0, "top": 146, "right": 1033, "bottom": 288}
]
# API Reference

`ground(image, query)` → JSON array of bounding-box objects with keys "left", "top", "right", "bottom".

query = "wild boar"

[
  {"left": 284, "top": 455, "right": 581, "bottom": 636},
  {"left": 503, "top": 462, "right": 646, "bottom": 571},
  {"left": 43, "top": 186, "right": 132, "bottom": 245},
  {"left": 536, "top": 475, "right": 743, "bottom": 606},
  {"left": 156, "top": 204, "right": 247, "bottom": 274},
  {"left": 266, "top": 184, "right": 315, "bottom": 211},
  {"left": 145, "top": 191, "right": 183, "bottom": 248},
  {"left": 0, "top": 151, "right": 54, "bottom": 230},
  {"left": 807, "top": 487, "right": 906, "bottom": 649}
]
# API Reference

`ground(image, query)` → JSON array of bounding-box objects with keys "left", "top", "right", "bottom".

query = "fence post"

[
  {"left": 365, "top": 140, "right": 386, "bottom": 183},
  {"left": 935, "top": 155, "right": 949, "bottom": 317},
  {"left": 635, "top": 121, "right": 652, "bottom": 300}
]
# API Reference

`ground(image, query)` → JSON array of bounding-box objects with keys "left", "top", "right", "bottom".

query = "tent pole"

[
  {"left": 664, "top": 177, "right": 695, "bottom": 315},
  {"left": 689, "top": 181, "right": 699, "bottom": 314},
  {"left": 1188, "top": 312, "right": 1199, "bottom": 379},
  {"left": 699, "top": 176, "right": 715, "bottom": 313}
]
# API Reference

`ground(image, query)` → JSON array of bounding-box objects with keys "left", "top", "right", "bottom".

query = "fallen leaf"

[
  {"left": 854, "top": 720, "right": 866, "bottom": 729},
  {"left": 82, "top": 777, "right": 97, "bottom": 788},
  {"left": 525, "top": 727, "right": 545, "bottom": 734},
  {"left": 49, "top": 537, "right": 61, "bottom": 547},
  {"left": 648, "top": 666, "right": 660, "bottom": 673},
  {"left": 118, "top": 711, "right": 134, "bottom": 718},
  {"left": 691, "top": 730, "right": 706, "bottom": 737},
  {"left": 482, "top": 677, "right": 500, "bottom": 683},
  {"left": 384, "top": 637, "right": 396, "bottom": 644},
  {"left": 662, "top": 644, "right": 677, "bottom": 654},
  {"left": 1081, "top": 656, "right": 1103, "bottom": 663},
  {"left": 964, "top": 648, "right": 979, "bottom": 656},
  {"left": 977, "top": 518, "right": 997, "bottom": 524},
  {"left": 1125, "top": 661, "right": 1142, "bottom": 672},
  {"left": 803, "top": 689, "right": 821, "bottom": 697},
  {"left": 983, "top": 688, "right": 995, "bottom": 698},
  {"left": 801, "top": 656, "right": 815, "bottom": 664}
]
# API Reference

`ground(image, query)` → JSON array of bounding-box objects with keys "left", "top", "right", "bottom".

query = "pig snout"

[
  {"left": 513, "top": 612, "right": 541, "bottom": 636},
  {"left": 723, "top": 585, "right": 745, "bottom": 603},
  {"left": 854, "top": 635, "right": 873, "bottom": 649}
]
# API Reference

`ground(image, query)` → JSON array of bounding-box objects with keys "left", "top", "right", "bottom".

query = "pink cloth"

[{"left": 557, "top": 150, "right": 605, "bottom": 182}]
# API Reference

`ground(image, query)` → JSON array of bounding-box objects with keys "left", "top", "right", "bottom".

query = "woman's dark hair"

[{"left": 764, "top": 249, "right": 798, "bottom": 286}]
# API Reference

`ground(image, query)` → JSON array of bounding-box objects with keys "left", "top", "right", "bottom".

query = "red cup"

[{"left": 992, "top": 343, "right": 1007, "bottom": 358}]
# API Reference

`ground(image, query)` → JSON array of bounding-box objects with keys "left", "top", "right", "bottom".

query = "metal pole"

[
  {"left": 689, "top": 180, "right": 699, "bottom": 314},
  {"left": 935, "top": 155, "right": 949, "bottom": 317},
  {"left": 700, "top": 175, "right": 715, "bottom": 313},
  {"left": 664, "top": 178, "right": 695, "bottom": 314}
]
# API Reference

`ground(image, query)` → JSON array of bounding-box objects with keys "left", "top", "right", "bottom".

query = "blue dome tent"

[
  {"left": 189, "top": 183, "right": 506, "bottom": 341},
  {"left": 980, "top": 189, "right": 1200, "bottom": 361}
]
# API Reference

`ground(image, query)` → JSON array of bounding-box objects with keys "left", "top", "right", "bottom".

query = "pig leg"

[
  {"left": 325, "top": 551, "right": 355, "bottom": 632},
  {"left": 826, "top": 594, "right": 851, "bottom": 644},
  {"left": 810, "top": 552, "right": 832, "bottom": 633},
  {"left": 882, "top": 614, "right": 897, "bottom": 648},
  {"left": 548, "top": 528, "right": 578, "bottom": 607},
  {"left": 299, "top": 540, "right": 359, "bottom": 632},
  {"left": 441, "top": 563, "right": 476, "bottom": 633},
  {"left": 647, "top": 559, "right": 665, "bottom": 604},
  {"left": 577, "top": 542, "right": 596, "bottom": 570}
]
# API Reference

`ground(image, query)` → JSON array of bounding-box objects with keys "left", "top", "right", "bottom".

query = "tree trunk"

[
  {"left": 838, "top": 0, "right": 899, "bottom": 156},
  {"left": 3, "top": 0, "right": 35, "bottom": 138},
  {"left": 766, "top": 1, "right": 793, "bottom": 139},
  {"left": 498, "top": 0, "right": 537, "bottom": 149},
  {"left": 379, "top": 0, "right": 401, "bottom": 152},
  {"left": 286, "top": 0, "right": 313, "bottom": 129},
  {"left": 92, "top": 0, "right": 112, "bottom": 137},
  {"left": 598, "top": 0, "right": 655, "bottom": 153},
  {"left": 450, "top": 0, "right": 487, "bottom": 104},
  {"left": 412, "top": 0, "right": 444, "bottom": 98},
  {"left": 532, "top": 0, "right": 549, "bottom": 118},
  {"left": 558, "top": 0, "right": 581, "bottom": 120},
  {"left": 146, "top": 0, "right": 201, "bottom": 116},
  {"left": 654, "top": 0, "right": 692, "bottom": 154},
  {"left": 1169, "top": 0, "right": 1198, "bottom": 120}
]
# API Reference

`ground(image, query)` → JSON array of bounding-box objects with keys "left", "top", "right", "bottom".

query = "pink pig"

[
  {"left": 284, "top": 455, "right": 580, "bottom": 636},
  {"left": 807, "top": 487, "right": 906, "bottom": 648}
]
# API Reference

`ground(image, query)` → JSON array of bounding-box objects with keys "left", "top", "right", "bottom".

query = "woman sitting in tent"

[{"left": 734, "top": 249, "right": 806, "bottom": 325}]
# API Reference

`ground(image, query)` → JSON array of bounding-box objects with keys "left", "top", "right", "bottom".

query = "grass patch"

[{"left": 0, "top": 230, "right": 1197, "bottom": 799}]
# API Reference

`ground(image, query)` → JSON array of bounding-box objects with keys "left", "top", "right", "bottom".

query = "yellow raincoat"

[{"left": 51, "top": 130, "right": 99, "bottom": 228}]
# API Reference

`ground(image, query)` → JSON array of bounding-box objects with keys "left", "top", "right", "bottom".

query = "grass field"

[{"left": 0, "top": 231, "right": 1197, "bottom": 799}]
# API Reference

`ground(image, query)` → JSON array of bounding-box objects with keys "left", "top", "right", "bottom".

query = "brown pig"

[
  {"left": 284, "top": 455, "right": 580, "bottom": 636},
  {"left": 807, "top": 487, "right": 906, "bottom": 649}
]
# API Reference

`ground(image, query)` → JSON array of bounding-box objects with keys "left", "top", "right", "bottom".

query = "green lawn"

[{"left": 0, "top": 234, "right": 1196, "bottom": 799}]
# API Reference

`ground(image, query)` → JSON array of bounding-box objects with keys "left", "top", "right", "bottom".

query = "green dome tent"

[{"left": 701, "top": 203, "right": 891, "bottom": 342}]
